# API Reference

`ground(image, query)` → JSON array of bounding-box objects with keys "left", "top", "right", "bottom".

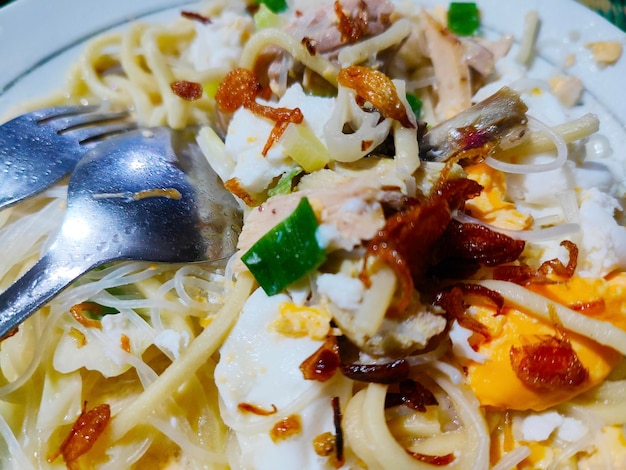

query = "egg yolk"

[
  {"left": 464, "top": 163, "right": 532, "bottom": 230},
  {"left": 529, "top": 272, "right": 626, "bottom": 330},
  {"left": 467, "top": 276, "right": 624, "bottom": 411},
  {"left": 460, "top": 162, "right": 624, "bottom": 411},
  {"left": 272, "top": 302, "right": 332, "bottom": 340}
]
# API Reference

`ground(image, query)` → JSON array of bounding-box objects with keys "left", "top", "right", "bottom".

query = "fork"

[
  {"left": 0, "top": 126, "right": 242, "bottom": 338},
  {"left": 0, "top": 106, "right": 137, "bottom": 210}
]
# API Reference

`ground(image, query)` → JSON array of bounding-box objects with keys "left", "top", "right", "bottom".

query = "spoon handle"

[{"left": 0, "top": 250, "right": 89, "bottom": 338}]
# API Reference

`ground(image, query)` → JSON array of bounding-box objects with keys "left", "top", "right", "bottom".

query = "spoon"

[{"left": 0, "top": 127, "right": 242, "bottom": 338}]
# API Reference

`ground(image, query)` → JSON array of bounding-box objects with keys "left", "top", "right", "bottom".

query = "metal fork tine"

[
  {"left": 68, "top": 121, "right": 139, "bottom": 145},
  {"left": 0, "top": 105, "right": 140, "bottom": 211},
  {"left": 28, "top": 105, "right": 99, "bottom": 122},
  {"left": 53, "top": 110, "right": 131, "bottom": 132}
]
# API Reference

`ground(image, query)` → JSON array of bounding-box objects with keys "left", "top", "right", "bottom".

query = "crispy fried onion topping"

[
  {"left": 0, "top": 326, "right": 19, "bottom": 341},
  {"left": 170, "top": 80, "right": 203, "bottom": 100},
  {"left": 334, "top": 0, "right": 370, "bottom": 43},
  {"left": 435, "top": 284, "right": 505, "bottom": 344},
  {"left": 331, "top": 396, "right": 345, "bottom": 467},
  {"left": 363, "top": 175, "right": 524, "bottom": 316},
  {"left": 341, "top": 358, "right": 410, "bottom": 383},
  {"left": 270, "top": 414, "right": 303, "bottom": 442},
  {"left": 384, "top": 380, "right": 454, "bottom": 465},
  {"left": 216, "top": 67, "right": 304, "bottom": 156},
  {"left": 494, "top": 240, "right": 578, "bottom": 285},
  {"left": 408, "top": 451, "right": 456, "bottom": 466},
  {"left": 537, "top": 240, "right": 578, "bottom": 278},
  {"left": 334, "top": 335, "right": 410, "bottom": 383},
  {"left": 70, "top": 302, "right": 103, "bottom": 329},
  {"left": 385, "top": 378, "right": 439, "bottom": 411},
  {"left": 180, "top": 10, "right": 211, "bottom": 24},
  {"left": 300, "top": 336, "right": 340, "bottom": 382},
  {"left": 337, "top": 65, "right": 415, "bottom": 128},
  {"left": 237, "top": 402, "right": 278, "bottom": 416},
  {"left": 312, "top": 399, "right": 345, "bottom": 468},
  {"left": 510, "top": 329, "right": 589, "bottom": 393}
]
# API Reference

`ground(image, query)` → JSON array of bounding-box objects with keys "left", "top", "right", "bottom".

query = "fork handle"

[{"left": 0, "top": 250, "right": 91, "bottom": 338}]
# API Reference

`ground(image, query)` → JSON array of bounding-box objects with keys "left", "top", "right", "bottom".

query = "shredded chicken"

[
  {"left": 264, "top": 0, "right": 396, "bottom": 95},
  {"left": 420, "top": 10, "right": 472, "bottom": 120},
  {"left": 355, "top": 307, "right": 447, "bottom": 356},
  {"left": 237, "top": 177, "right": 386, "bottom": 255},
  {"left": 461, "top": 36, "right": 514, "bottom": 76},
  {"left": 288, "top": 0, "right": 395, "bottom": 55}
]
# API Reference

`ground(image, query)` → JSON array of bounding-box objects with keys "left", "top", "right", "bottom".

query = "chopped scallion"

[
  {"left": 75, "top": 301, "right": 119, "bottom": 321},
  {"left": 268, "top": 167, "right": 302, "bottom": 197},
  {"left": 406, "top": 93, "right": 423, "bottom": 119},
  {"left": 253, "top": 3, "right": 285, "bottom": 29},
  {"left": 254, "top": 0, "right": 288, "bottom": 14},
  {"left": 91, "top": 305, "right": 119, "bottom": 320},
  {"left": 281, "top": 123, "right": 330, "bottom": 172},
  {"left": 447, "top": 2, "right": 480, "bottom": 36},
  {"left": 241, "top": 197, "right": 326, "bottom": 296}
]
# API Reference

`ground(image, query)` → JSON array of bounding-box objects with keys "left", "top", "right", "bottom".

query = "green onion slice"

[
  {"left": 253, "top": 3, "right": 285, "bottom": 29},
  {"left": 406, "top": 93, "right": 423, "bottom": 119},
  {"left": 241, "top": 197, "right": 326, "bottom": 296},
  {"left": 268, "top": 167, "right": 302, "bottom": 197},
  {"left": 254, "top": 0, "right": 288, "bottom": 14},
  {"left": 447, "top": 2, "right": 480, "bottom": 36}
]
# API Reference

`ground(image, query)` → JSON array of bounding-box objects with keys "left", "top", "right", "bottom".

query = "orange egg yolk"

[
  {"left": 467, "top": 275, "right": 625, "bottom": 411},
  {"left": 464, "top": 163, "right": 533, "bottom": 230}
]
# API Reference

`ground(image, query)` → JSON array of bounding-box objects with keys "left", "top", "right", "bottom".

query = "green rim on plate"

[{"left": 579, "top": 0, "right": 626, "bottom": 30}]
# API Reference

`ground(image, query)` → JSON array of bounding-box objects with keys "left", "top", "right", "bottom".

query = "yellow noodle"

[
  {"left": 497, "top": 113, "right": 600, "bottom": 159},
  {"left": 238, "top": 28, "right": 340, "bottom": 86},
  {"left": 337, "top": 18, "right": 413, "bottom": 66},
  {"left": 120, "top": 23, "right": 161, "bottom": 95},
  {"left": 141, "top": 27, "right": 191, "bottom": 129},
  {"left": 1, "top": 1, "right": 625, "bottom": 468},
  {"left": 343, "top": 388, "right": 385, "bottom": 470},
  {"left": 80, "top": 32, "right": 129, "bottom": 104}
]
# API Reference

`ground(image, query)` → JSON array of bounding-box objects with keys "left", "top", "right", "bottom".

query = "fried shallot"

[
  {"left": 216, "top": 68, "right": 303, "bottom": 156},
  {"left": 338, "top": 65, "right": 415, "bottom": 129},
  {"left": 510, "top": 333, "right": 589, "bottom": 393},
  {"left": 364, "top": 170, "right": 527, "bottom": 316}
]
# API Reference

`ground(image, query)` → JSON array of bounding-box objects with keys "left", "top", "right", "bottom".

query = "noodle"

[
  {"left": 108, "top": 272, "right": 253, "bottom": 442},
  {"left": 485, "top": 115, "right": 569, "bottom": 173},
  {"left": 0, "top": 0, "right": 625, "bottom": 468},
  {"left": 238, "top": 28, "right": 340, "bottom": 86},
  {"left": 337, "top": 18, "right": 413, "bottom": 66},
  {"left": 516, "top": 11, "right": 540, "bottom": 65},
  {"left": 0, "top": 412, "right": 31, "bottom": 469},
  {"left": 496, "top": 113, "right": 600, "bottom": 161},
  {"left": 476, "top": 280, "right": 626, "bottom": 356}
]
